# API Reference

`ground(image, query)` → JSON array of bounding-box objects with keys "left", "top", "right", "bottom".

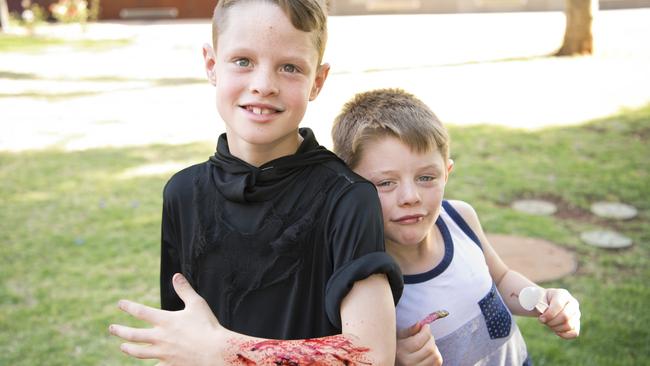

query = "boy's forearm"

[
  {"left": 495, "top": 269, "right": 540, "bottom": 316},
  {"left": 112, "top": 273, "right": 388, "bottom": 365},
  {"left": 226, "top": 333, "right": 374, "bottom": 365},
  {"left": 112, "top": 302, "right": 378, "bottom": 366}
]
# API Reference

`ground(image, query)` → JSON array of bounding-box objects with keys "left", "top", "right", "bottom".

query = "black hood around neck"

[{"left": 209, "top": 128, "right": 341, "bottom": 203}]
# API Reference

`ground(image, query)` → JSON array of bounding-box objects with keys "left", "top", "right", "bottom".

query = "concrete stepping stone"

[
  {"left": 580, "top": 230, "right": 633, "bottom": 249},
  {"left": 487, "top": 234, "right": 576, "bottom": 283},
  {"left": 511, "top": 199, "right": 557, "bottom": 216},
  {"left": 590, "top": 202, "right": 638, "bottom": 220}
]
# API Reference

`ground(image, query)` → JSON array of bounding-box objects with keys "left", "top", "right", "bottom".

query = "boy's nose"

[
  {"left": 250, "top": 68, "right": 279, "bottom": 96},
  {"left": 397, "top": 183, "right": 421, "bottom": 206}
]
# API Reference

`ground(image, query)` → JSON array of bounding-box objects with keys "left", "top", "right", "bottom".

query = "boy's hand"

[
  {"left": 396, "top": 323, "right": 443, "bottom": 366},
  {"left": 109, "top": 273, "right": 226, "bottom": 365},
  {"left": 539, "top": 288, "right": 581, "bottom": 339}
]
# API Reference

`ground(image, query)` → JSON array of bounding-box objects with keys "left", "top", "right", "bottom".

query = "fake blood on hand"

[{"left": 234, "top": 335, "right": 371, "bottom": 365}]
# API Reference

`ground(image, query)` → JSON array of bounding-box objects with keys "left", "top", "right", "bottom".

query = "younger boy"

[
  {"left": 109, "top": 1, "right": 402, "bottom": 365},
  {"left": 332, "top": 88, "right": 581, "bottom": 365}
]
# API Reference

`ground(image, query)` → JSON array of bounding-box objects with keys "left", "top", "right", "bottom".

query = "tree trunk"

[
  {"left": 556, "top": 0, "right": 598, "bottom": 56},
  {"left": 0, "top": 0, "right": 9, "bottom": 31}
]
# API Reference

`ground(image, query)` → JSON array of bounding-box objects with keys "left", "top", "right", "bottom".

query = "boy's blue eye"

[
  {"left": 377, "top": 181, "right": 393, "bottom": 187},
  {"left": 234, "top": 58, "right": 250, "bottom": 67},
  {"left": 281, "top": 64, "right": 298, "bottom": 73},
  {"left": 418, "top": 176, "right": 436, "bottom": 182}
]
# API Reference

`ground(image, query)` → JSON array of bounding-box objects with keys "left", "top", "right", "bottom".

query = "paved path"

[{"left": 1, "top": 9, "right": 649, "bottom": 151}]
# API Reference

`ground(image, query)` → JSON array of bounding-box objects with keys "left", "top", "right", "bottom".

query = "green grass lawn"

[{"left": 1, "top": 105, "right": 648, "bottom": 365}]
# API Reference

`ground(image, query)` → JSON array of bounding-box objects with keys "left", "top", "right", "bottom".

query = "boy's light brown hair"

[
  {"left": 212, "top": 0, "right": 329, "bottom": 63},
  {"left": 332, "top": 88, "right": 450, "bottom": 169}
]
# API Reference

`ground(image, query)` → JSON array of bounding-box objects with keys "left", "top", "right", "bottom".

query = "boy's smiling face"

[
  {"left": 354, "top": 136, "right": 452, "bottom": 251},
  {"left": 204, "top": 1, "right": 329, "bottom": 165}
]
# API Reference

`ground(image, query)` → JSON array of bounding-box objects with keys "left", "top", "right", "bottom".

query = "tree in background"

[
  {"left": 50, "top": 0, "right": 88, "bottom": 23},
  {"left": 0, "top": 0, "right": 9, "bottom": 31},
  {"left": 88, "top": 0, "right": 99, "bottom": 21},
  {"left": 556, "top": 0, "right": 599, "bottom": 55}
]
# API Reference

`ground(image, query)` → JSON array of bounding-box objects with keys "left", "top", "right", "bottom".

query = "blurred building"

[
  {"left": 332, "top": 0, "right": 557, "bottom": 14},
  {"left": 6, "top": 0, "right": 217, "bottom": 19},
  {"left": 329, "top": 0, "right": 650, "bottom": 14},
  {"left": 6, "top": 0, "right": 650, "bottom": 20},
  {"left": 97, "top": 0, "right": 217, "bottom": 20}
]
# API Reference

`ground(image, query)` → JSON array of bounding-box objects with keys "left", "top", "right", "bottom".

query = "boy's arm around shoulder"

[
  {"left": 109, "top": 274, "right": 395, "bottom": 366},
  {"left": 111, "top": 273, "right": 398, "bottom": 365},
  {"left": 446, "top": 200, "right": 581, "bottom": 338}
]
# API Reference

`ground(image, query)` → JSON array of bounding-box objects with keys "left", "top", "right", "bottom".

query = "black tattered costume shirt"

[{"left": 160, "top": 128, "right": 403, "bottom": 339}]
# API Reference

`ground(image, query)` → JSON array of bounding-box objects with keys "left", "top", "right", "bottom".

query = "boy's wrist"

[{"left": 212, "top": 326, "right": 238, "bottom": 364}]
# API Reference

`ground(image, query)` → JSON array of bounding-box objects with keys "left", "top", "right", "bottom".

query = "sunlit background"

[
  {"left": 1, "top": 1, "right": 649, "bottom": 365},
  {"left": 2, "top": 0, "right": 649, "bottom": 151}
]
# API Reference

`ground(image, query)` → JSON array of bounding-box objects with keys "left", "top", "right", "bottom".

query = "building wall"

[
  {"left": 329, "top": 0, "right": 650, "bottom": 15},
  {"left": 7, "top": 0, "right": 216, "bottom": 20},
  {"left": 98, "top": 0, "right": 217, "bottom": 20},
  {"left": 7, "top": 0, "right": 650, "bottom": 20}
]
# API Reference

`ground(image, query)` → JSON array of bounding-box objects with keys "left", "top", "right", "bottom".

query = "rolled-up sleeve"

[{"left": 324, "top": 182, "right": 403, "bottom": 329}]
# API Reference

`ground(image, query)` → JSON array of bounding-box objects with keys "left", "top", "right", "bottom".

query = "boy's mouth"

[
  {"left": 241, "top": 104, "right": 283, "bottom": 115},
  {"left": 394, "top": 214, "right": 424, "bottom": 224}
]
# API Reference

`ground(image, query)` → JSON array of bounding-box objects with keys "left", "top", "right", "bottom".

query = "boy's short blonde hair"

[
  {"left": 212, "top": 0, "right": 328, "bottom": 64},
  {"left": 332, "top": 88, "right": 450, "bottom": 169}
]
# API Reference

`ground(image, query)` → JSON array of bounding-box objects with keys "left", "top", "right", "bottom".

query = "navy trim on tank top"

[
  {"left": 441, "top": 200, "right": 482, "bottom": 249},
  {"left": 403, "top": 216, "right": 454, "bottom": 284}
]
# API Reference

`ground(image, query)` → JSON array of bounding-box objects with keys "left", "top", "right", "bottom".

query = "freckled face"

[
  {"left": 353, "top": 137, "right": 450, "bottom": 250},
  {"left": 210, "top": 1, "right": 327, "bottom": 160}
]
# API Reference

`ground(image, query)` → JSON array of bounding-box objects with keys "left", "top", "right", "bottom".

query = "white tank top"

[
  {"left": 395, "top": 201, "right": 529, "bottom": 366},
  {"left": 396, "top": 201, "right": 492, "bottom": 338}
]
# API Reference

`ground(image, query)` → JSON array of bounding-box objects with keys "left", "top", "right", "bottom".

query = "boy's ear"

[
  {"left": 445, "top": 158, "right": 454, "bottom": 182},
  {"left": 202, "top": 43, "right": 217, "bottom": 86},
  {"left": 309, "top": 63, "right": 330, "bottom": 101}
]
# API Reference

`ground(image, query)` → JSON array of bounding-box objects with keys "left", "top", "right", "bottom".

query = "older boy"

[{"left": 109, "top": 1, "right": 402, "bottom": 365}]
